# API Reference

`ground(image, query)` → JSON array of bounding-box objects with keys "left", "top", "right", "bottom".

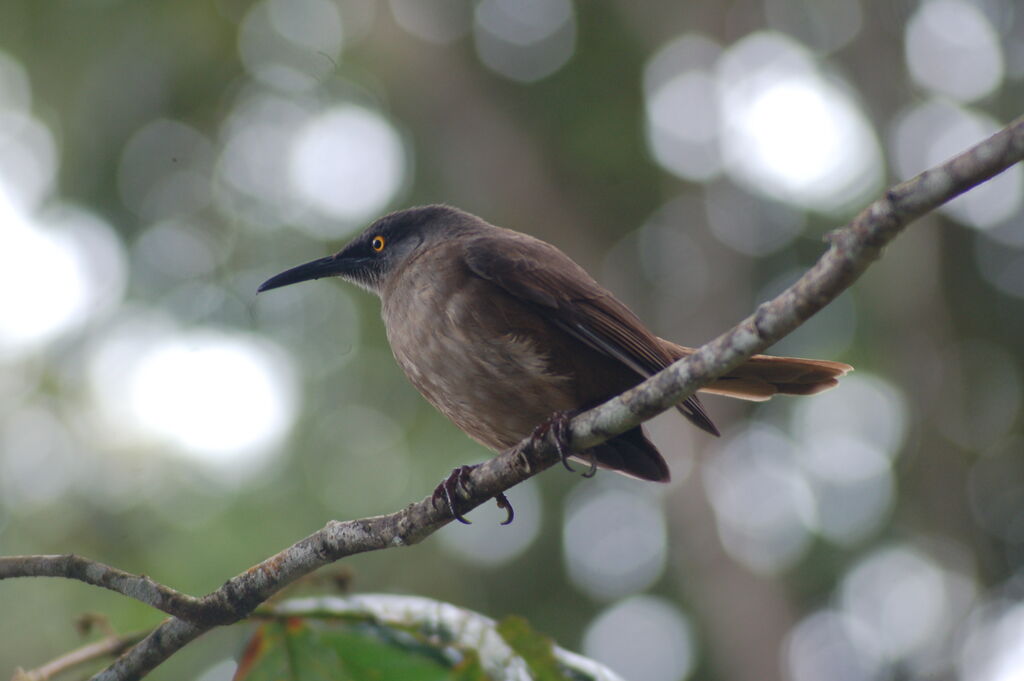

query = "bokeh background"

[{"left": 1, "top": 1, "right": 1022, "bottom": 680}]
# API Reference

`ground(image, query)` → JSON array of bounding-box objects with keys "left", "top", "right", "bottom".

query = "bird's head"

[{"left": 257, "top": 204, "right": 478, "bottom": 295}]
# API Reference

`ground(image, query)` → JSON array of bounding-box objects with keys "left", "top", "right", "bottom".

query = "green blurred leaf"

[
  {"left": 327, "top": 626, "right": 453, "bottom": 681},
  {"left": 234, "top": 618, "right": 454, "bottom": 681},
  {"left": 234, "top": 619, "right": 345, "bottom": 681},
  {"left": 450, "top": 650, "right": 490, "bottom": 681},
  {"left": 238, "top": 595, "right": 626, "bottom": 681},
  {"left": 496, "top": 616, "right": 567, "bottom": 681}
]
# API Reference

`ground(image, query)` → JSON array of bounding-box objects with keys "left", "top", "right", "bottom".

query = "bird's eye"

[{"left": 371, "top": 236, "right": 386, "bottom": 252}]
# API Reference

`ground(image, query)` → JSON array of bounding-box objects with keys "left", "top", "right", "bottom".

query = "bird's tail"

[
  {"left": 583, "top": 427, "right": 671, "bottom": 482},
  {"left": 579, "top": 347, "right": 851, "bottom": 482},
  {"left": 659, "top": 340, "right": 853, "bottom": 402}
]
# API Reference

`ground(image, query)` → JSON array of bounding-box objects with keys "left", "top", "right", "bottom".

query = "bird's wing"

[{"left": 463, "top": 234, "right": 720, "bottom": 436}]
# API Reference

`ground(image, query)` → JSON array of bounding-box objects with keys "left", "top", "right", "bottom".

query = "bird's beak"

[{"left": 257, "top": 254, "right": 354, "bottom": 293}]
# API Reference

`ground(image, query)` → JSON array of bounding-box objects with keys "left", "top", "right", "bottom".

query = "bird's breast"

[{"left": 381, "top": 267, "right": 576, "bottom": 450}]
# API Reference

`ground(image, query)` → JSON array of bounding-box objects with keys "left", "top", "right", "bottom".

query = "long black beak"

[{"left": 257, "top": 254, "right": 350, "bottom": 293}]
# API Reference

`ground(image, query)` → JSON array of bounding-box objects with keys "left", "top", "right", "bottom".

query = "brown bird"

[{"left": 259, "top": 205, "right": 850, "bottom": 520}]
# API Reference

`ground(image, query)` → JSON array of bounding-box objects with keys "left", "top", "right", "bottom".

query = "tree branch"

[
  {"left": 0, "top": 555, "right": 209, "bottom": 623},
  {"left": 2, "top": 114, "right": 1021, "bottom": 681},
  {"left": 570, "top": 113, "right": 1024, "bottom": 450}
]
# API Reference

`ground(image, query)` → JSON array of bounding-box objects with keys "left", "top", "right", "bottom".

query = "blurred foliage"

[
  {"left": 235, "top": 620, "right": 455, "bottom": 681},
  {"left": 234, "top": 595, "right": 615, "bottom": 681}
]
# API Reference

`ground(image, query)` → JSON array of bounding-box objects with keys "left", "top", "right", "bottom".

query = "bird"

[{"left": 258, "top": 205, "right": 851, "bottom": 521}]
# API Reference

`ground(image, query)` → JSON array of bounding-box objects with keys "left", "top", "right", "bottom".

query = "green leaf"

[
  {"left": 235, "top": 619, "right": 344, "bottom": 681},
  {"left": 326, "top": 625, "right": 453, "bottom": 681},
  {"left": 234, "top": 618, "right": 454, "bottom": 681},
  {"left": 496, "top": 616, "right": 567, "bottom": 681},
  {"left": 450, "top": 650, "right": 490, "bottom": 681},
  {"left": 239, "top": 595, "right": 625, "bottom": 681}
]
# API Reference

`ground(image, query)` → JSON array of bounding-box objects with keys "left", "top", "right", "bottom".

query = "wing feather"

[{"left": 463, "top": 234, "right": 720, "bottom": 436}]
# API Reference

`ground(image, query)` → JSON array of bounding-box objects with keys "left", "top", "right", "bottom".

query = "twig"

[
  {"left": 11, "top": 631, "right": 147, "bottom": 681},
  {"left": 1, "top": 114, "right": 1021, "bottom": 681}
]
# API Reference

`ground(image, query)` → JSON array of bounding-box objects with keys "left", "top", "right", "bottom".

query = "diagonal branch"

[
  {"left": 2, "top": 114, "right": 1021, "bottom": 681},
  {"left": 570, "top": 113, "right": 1024, "bottom": 450}
]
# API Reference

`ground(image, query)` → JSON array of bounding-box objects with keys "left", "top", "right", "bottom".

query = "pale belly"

[{"left": 383, "top": 278, "right": 576, "bottom": 451}]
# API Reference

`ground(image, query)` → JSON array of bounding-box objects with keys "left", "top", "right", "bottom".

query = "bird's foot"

[
  {"left": 432, "top": 465, "right": 515, "bottom": 525},
  {"left": 433, "top": 465, "right": 475, "bottom": 524},
  {"left": 529, "top": 410, "right": 579, "bottom": 473}
]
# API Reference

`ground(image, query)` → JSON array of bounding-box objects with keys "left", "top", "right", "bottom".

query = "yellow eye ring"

[{"left": 371, "top": 236, "right": 386, "bottom": 252}]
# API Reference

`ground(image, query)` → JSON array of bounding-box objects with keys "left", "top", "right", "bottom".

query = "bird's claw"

[
  {"left": 580, "top": 451, "right": 598, "bottom": 478},
  {"left": 495, "top": 492, "right": 514, "bottom": 525},
  {"left": 433, "top": 465, "right": 475, "bottom": 524},
  {"left": 531, "top": 410, "right": 580, "bottom": 474},
  {"left": 432, "top": 465, "right": 517, "bottom": 525}
]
